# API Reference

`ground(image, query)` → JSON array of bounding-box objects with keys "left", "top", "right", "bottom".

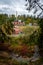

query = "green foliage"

[
  {"left": 26, "top": 18, "right": 43, "bottom": 59},
  {"left": 8, "top": 15, "right": 16, "bottom": 22},
  {"left": 37, "top": 19, "right": 43, "bottom": 58},
  {"left": 17, "top": 15, "right": 38, "bottom": 25},
  {"left": 0, "top": 21, "right": 13, "bottom": 43},
  {"left": 10, "top": 26, "right": 39, "bottom": 46},
  {"left": 0, "top": 14, "right": 8, "bottom": 25},
  {"left": 0, "top": 14, "right": 16, "bottom": 25}
]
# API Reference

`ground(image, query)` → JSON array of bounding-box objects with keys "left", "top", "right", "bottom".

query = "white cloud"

[
  {"left": 0, "top": 0, "right": 43, "bottom": 16},
  {"left": 0, "top": 0, "right": 28, "bottom": 15}
]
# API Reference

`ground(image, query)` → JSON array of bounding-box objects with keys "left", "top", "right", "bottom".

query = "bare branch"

[{"left": 25, "top": 0, "right": 43, "bottom": 17}]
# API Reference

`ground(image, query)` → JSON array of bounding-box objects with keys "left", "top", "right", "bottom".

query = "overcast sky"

[{"left": 0, "top": 0, "right": 43, "bottom": 16}]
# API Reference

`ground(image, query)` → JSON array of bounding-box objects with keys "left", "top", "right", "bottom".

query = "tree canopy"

[{"left": 25, "top": 0, "right": 43, "bottom": 61}]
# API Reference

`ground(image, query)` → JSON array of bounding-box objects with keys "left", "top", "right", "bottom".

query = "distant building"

[
  {"left": 13, "top": 26, "right": 21, "bottom": 34},
  {"left": 13, "top": 20, "right": 25, "bottom": 26},
  {"left": 12, "top": 20, "right": 25, "bottom": 34},
  {"left": 29, "top": 23, "right": 32, "bottom": 26}
]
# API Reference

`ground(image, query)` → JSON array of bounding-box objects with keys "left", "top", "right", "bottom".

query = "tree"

[
  {"left": 8, "top": 15, "right": 16, "bottom": 22},
  {"left": 0, "top": 14, "right": 8, "bottom": 25},
  {"left": 25, "top": 0, "right": 43, "bottom": 62},
  {"left": 0, "top": 21, "right": 13, "bottom": 43}
]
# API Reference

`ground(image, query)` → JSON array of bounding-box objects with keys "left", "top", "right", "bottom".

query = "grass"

[{"left": 19, "top": 25, "right": 39, "bottom": 30}]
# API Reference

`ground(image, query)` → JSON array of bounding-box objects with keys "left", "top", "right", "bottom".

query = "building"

[
  {"left": 13, "top": 26, "right": 21, "bottom": 34},
  {"left": 13, "top": 20, "right": 25, "bottom": 26},
  {"left": 13, "top": 20, "right": 24, "bottom": 34}
]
